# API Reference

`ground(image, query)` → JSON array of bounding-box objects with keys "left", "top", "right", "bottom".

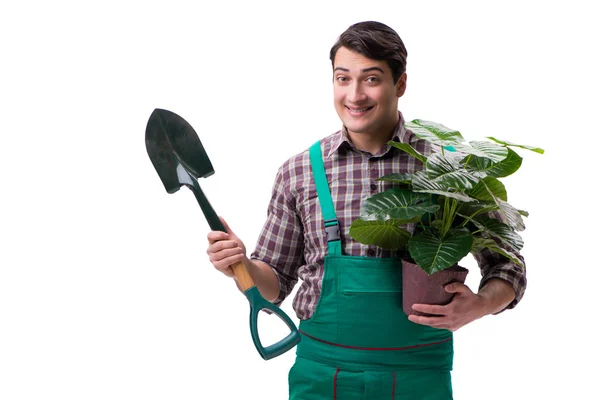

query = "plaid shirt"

[{"left": 250, "top": 112, "right": 526, "bottom": 320}]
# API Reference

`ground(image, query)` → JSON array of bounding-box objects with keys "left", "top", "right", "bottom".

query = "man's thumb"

[
  {"left": 445, "top": 282, "right": 465, "bottom": 293},
  {"left": 219, "top": 216, "right": 234, "bottom": 235}
]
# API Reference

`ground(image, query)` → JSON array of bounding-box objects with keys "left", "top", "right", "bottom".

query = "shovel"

[{"left": 145, "top": 108, "right": 301, "bottom": 360}]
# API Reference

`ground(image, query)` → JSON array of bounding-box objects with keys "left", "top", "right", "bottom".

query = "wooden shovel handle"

[{"left": 232, "top": 261, "right": 255, "bottom": 291}]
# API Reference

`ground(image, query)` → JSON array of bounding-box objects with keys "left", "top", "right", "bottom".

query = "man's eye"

[
  {"left": 336, "top": 76, "right": 348, "bottom": 82},
  {"left": 366, "top": 77, "right": 379, "bottom": 83}
]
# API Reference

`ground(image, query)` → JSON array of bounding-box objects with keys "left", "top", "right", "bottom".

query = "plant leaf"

[
  {"left": 408, "top": 228, "right": 473, "bottom": 274},
  {"left": 388, "top": 141, "right": 428, "bottom": 163},
  {"left": 486, "top": 137, "right": 545, "bottom": 154},
  {"left": 468, "top": 215, "right": 524, "bottom": 251},
  {"left": 406, "top": 119, "right": 465, "bottom": 146},
  {"left": 349, "top": 219, "right": 412, "bottom": 249},
  {"left": 458, "top": 202, "right": 499, "bottom": 218},
  {"left": 452, "top": 141, "right": 508, "bottom": 163},
  {"left": 468, "top": 177, "right": 507, "bottom": 202},
  {"left": 464, "top": 148, "right": 523, "bottom": 178},
  {"left": 426, "top": 152, "right": 480, "bottom": 190},
  {"left": 412, "top": 171, "right": 479, "bottom": 202},
  {"left": 360, "top": 188, "right": 439, "bottom": 221},
  {"left": 471, "top": 238, "right": 524, "bottom": 267},
  {"left": 494, "top": 198, "right": 527, "bottom": 231},
  {"left": 376, "top": 172, "right": 413, "bottom": 184}
]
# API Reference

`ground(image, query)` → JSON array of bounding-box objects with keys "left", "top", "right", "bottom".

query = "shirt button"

[
  {"left": 370, "top": 183, "right": 377, "bottom": 191},
  {"left": 367, "top": 248, "right": 376, "bottom": 256}
]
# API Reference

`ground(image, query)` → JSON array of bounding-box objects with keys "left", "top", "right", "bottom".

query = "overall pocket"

[{"left": 334, "top": 256, "right": 435, "bottom": 348}]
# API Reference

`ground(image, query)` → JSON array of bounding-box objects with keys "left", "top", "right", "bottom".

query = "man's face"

[{"left": 333, "top": 46, "right": 406, "bottom": 138}]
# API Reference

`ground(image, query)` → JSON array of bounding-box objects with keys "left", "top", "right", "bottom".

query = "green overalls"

[{"left": 288, "top": 142, "right": 454, "bottom": 399}]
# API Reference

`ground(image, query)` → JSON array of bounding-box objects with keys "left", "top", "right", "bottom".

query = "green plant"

[{"left": 349, "top": 119, "right": 544, "bottom": 275}]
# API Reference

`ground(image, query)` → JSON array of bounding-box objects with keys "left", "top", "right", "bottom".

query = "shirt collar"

[{"left": 326, "top": 111, "right": 412, "bottom": 159}]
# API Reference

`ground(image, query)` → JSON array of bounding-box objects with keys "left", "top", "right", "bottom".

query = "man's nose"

[{"left": 348, "top": 82, "right": 367, "bottom": 103}]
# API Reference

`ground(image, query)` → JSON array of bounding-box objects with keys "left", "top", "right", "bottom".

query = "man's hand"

[
  {"left": 407, "top": 278, "right": 516, "bottom": 331},
  {"left": 205, "top": 216, "right": 280, "bottom": 302},
  {"left": 407, "top": 282, "right": 487, "bottom": 332},
  {"left": 206, "top": 217, "right": 247, "bottom": 278}
]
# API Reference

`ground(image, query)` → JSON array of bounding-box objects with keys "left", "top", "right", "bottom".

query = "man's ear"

[{"left": 396, "top": 72, "right": 407, "bottom": 97}]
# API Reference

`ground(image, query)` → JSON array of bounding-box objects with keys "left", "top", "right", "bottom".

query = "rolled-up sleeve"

[
  {"left": 250, "top": 165, "right": 304, "bottom": 306},
  {"left": 473, "top": 245, "right": 526, "bottom": 314}
]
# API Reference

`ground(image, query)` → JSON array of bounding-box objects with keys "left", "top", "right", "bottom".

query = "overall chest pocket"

[{"left": 332, "top": 256, "right": 423, "bottom": 347}]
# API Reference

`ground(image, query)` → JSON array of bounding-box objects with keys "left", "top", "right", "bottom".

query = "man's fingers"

[
  {"left": 207, "top": 231, "right": 230, "bottom": 244},
  {"left": 207, "top": 239, "right": 240, "bottom": 254},
  {"left": 214, "top": 254, "right": 245, "bottom": 276},
  {"left": 412, "top": 303, "right": 448, "bottom": 316},
  {"left": 208, "top": 247, "right": 244, "bottom": 263},
  {"left": 445, "top": 282, "right": 468, "bottom": 293},
  {"left": 408, "top": 314, "right": 446, "bottom": 328}
]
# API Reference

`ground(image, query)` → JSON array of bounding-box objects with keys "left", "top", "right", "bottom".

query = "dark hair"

[{"left": 329, "top": 21, "right": 408, "bottom": 83}]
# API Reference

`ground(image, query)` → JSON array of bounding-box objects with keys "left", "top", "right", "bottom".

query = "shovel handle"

[
  {"left": 245, "top": 286, "right": 302, "bottom": 360},
  {"left": 231, "top": 261, "right": 255, "bottom": 291}
]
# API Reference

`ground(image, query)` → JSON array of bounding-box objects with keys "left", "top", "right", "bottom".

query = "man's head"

[
  {"left": 330, "top": 21, "right": 407, "bottom": 85},
  {"left": 330, "top": 21, "right": 408, "bottom": 141}
]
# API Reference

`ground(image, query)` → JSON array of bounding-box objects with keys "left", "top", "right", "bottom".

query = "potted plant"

[{"left": 349, "top": 119, "right": 544, "bottom": 316}]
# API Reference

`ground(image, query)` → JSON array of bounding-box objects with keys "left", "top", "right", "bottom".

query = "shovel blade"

[{"left": 145, "top": 108, "right": 215, "bottom": 193}]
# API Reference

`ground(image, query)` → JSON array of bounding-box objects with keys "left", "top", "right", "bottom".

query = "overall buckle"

[{"left": 324, "top": 219, "right": 341, "bottom": 242}]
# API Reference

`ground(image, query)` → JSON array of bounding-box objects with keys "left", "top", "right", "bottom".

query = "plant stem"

[{"left": 440, "top": 197, "right": 459, "bottom": 238}]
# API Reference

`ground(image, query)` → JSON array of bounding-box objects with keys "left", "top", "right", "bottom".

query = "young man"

[{"left": 206, "top": 21, "right": 525, "bottom": 399}]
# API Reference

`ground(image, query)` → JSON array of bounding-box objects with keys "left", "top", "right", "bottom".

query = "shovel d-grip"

[{"left": 245, "top": 283, "right": 301, "bottom": 360}]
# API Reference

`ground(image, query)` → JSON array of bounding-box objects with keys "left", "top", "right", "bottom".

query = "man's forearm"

[
  {"left": 478, "top": 278, "right": 516, "bottom": 315},
  {"left": 233, "top": 257, "right": 280, "bottom": 303}
]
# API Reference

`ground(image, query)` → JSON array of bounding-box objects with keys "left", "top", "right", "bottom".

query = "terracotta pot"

[{"left": 402, "top": 260, "right": 469, "bottom": 317}]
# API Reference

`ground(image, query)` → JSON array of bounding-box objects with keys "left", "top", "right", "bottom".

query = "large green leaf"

[
  {"left": 412, "top": 171, "right": 478, "bottom": 202},
  {"left": 349, "top": 219, "right": 412, "bottom": 249},
  {"left": 463, "top": 148, "right": 523, "bottom": 178},
  {"left": 486, "top": 137, "right": 545, "bottom": 154},
  {"left": 376, "top": 173, "right": 413, "bottom": 184},
  {"left": 388, "top": 141, "right": 428, "bottom": 163},
  {"left": 468, "top": 177, "right": 507, "bottom": 202},
  {"left": 494, "top": 198, "right": 527, "bottom": 232},
  {"left": 468, "top": 215, "right": 524, "bottom": 251},
  {"left": 408, "top": 229, "right": 473, "bottom": 274},
  {"left": 458, "top": 202, "right": 499, "bottom": 219},
  {"left": 471, "top": 238, "right": 524, "bottom": 267},
  {"left": 406, "top": 119, "right": 465, "bottom": 146},
  {"left": 453, "top": 141, "right": 508, "bottom": 163},
  {"left": 426, "top": 153, "right": 480, "bottom": 190},
  {"left": 360, "top": 188, "right": 439, "bottom": 221}
]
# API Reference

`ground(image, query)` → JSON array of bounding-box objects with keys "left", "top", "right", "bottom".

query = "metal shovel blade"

[
  {"left": 145, "top": 108, "right": 214, "bottom": 193},
  {"left": 145, "top": 108, "right": 225, "bottom": 231}
]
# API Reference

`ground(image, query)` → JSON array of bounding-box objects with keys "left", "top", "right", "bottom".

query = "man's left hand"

[{"left": 407, "top": 282, "right": 487, "bottom": 332}]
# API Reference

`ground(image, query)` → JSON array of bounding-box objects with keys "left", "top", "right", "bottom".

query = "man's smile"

[{"left": 346, "top": 105, "right": 375, "bottom": 116}]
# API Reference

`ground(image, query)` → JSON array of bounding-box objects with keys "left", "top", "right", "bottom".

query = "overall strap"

[{"left": 309, "top": 141, "right": 342, "bottom": 256}]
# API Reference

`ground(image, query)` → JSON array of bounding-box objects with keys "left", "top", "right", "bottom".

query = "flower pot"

[{"left": 402, "top": 260, "right": 469, "bottom": 317}]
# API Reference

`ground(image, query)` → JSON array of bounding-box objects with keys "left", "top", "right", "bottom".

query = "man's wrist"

[{"left": 478, "top": 278, "right": 516, "bottom": 316}]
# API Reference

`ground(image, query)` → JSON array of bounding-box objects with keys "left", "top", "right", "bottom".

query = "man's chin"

[{"left": 344, "top": 123, "right": 373, "bottom": 136}]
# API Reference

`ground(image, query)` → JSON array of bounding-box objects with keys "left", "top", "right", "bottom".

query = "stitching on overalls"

[{"left": 333, "top": 368, "right": 340, "bottom": 399}]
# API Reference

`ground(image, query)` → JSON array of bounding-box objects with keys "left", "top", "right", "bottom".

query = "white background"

[{"left": 1, "top": 1, "right": 598, "bottom": 399}]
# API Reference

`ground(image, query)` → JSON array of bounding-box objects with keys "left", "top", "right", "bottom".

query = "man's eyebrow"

[
  {"left": 362, "top": 67, "right": 384, "bottom": 74},
  {"left": 333, "top": 66, "right": 385, "bottom": 74}
]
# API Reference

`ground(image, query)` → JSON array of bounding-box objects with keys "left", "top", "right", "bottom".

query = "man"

[{"left": 206, "top": 21, "right": 525, "bottom": 399}]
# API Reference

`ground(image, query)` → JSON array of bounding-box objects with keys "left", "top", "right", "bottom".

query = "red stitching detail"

[
  {"left": 299, "top": 330, "right": 452, "bottom": 351},
  {"left": 333, "top": 367, "right": 340, "bottom": 400}
]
